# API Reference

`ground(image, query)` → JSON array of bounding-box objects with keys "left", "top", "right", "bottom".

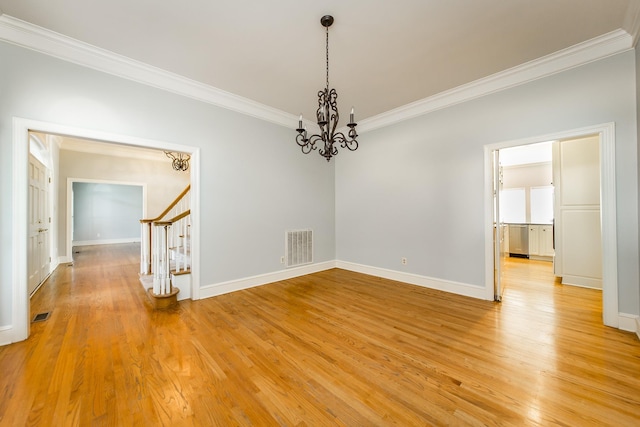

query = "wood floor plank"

[{"left": 0, "top": 244, "right": 639, "bottom": 426}]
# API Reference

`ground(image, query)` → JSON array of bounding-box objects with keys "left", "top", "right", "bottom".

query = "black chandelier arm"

[
  {"left": 333, "top": 131, "right": 359, "bottom": 152},
  {"left": 296, "top": 130, "right": 326, "bottom": 155},
  {"left": 307, "top": 133, "right": 325, "bottom": 151},
  {"left": 295, "top": 130, "right": 308, "bottom": 147}
]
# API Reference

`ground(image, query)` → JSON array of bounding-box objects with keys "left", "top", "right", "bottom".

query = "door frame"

[
  {"left": 67, "top": 179, "right": 147, "bottom": 260},
  {"left": 484, "top": 122, "right": 618, "bottom": 327},
  {"left": 10, "top": 117, "right": 201, "bottom": 343}
]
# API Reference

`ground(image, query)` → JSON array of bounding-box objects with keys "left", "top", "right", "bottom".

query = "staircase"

[{"left": 139, "top": 185, "right": 191, "bottom": 308}]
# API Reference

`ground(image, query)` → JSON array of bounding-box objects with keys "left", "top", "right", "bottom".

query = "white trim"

[
  {"left": 484, "top": 123, "right": 619, "bottom": 328},
  {"left": 618, "top": 313, "right": 640, "bottom": 334},
  {"left": 9, "top": 117, "right": 201, "bottom": 344},
  {"left": 484, "top": 148, "right": 497, "bottom": 301},
  {"left": 0, "top": 15, "right": 632, "bottom": 134},
  {"left": 57, "top": 256, "right": 73, "bottom": 264},
  {"left": 11, "top": 118, "right": 29, "bottom": 344},
  {"left": 359, "top": 30, "right": 632, "bottom": 133},
  {"left": 561, "top": 276, "right": 603, "bottom": 289},
  {"left": 0, "top": 15, "right": 297, "bottom": 129},
  {"left": 636, "top": 317, "right": 640, "bottom": 340},
  {"left": 336, "top": 261, "right": 488, "bottom": 300},
  {"left": 0, "top": 325, "right": 13, "bottom": 346},
  {"left": 73, "top": 238, "right": 142, "bottom": 246},
  {"left": 199, "top": 261, "right": 336, "bottom": 300},
  {"left": 189, "top": 150, "right": 201, "bottom": 300}
]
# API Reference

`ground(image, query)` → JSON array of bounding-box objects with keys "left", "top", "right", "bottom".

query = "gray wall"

[
  {"left": 336, "top": 50, "right": 639, "bottom": 315},
  {"left": 72, "top": 182, "right": 142, "bottom": 243},
  {"left": 0, "top": 41, "right": 336, "bottom": 327}
]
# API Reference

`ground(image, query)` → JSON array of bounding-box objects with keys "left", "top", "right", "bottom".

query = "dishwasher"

[{"left": 508, "top": 224, "right": 529, "bottom": 258}]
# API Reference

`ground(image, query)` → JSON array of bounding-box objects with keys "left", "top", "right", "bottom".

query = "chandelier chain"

[{"left": 325, "top": 25, "right": 329, "bottom": 90}]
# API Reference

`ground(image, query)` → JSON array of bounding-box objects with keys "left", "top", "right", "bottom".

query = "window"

[
  {"left": 531, "top": 186, "right": 554, "bottom": 224},
  {"left": 500, "top": 188, "right": 526, "bottom": 223}
]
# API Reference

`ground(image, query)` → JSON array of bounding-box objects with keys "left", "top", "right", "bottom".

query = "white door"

[
  {"left": 493, "top": 150, "right": 506, "bottom": 301},
  {"left": 552, "top": 136, "right": 602, "bottom": 288},
  {"left": 28, "top": 154, "right": 51, "bottom": 296}
]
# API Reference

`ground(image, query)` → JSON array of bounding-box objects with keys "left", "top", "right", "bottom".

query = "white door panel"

[{"left": 28, "top": 154, "right": 50, "bottom": 296}]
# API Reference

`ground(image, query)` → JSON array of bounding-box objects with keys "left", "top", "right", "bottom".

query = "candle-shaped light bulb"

[
  {"left": 350, "top": 107, "right": 354, "bottom": 124},
  {"left": 298, "top": 114, "right": 303, "bottom": 129}
]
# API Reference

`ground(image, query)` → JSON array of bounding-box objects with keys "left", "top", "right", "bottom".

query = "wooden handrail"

[
  {"left": 140, "top": 185, "right": 190, "bottom": 223},
  {"left": 153, "top": 210, "right": 191, "bottom": 226}
]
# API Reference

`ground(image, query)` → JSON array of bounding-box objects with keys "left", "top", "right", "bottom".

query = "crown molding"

[
  {"left": 624, "top": 1, "right": 640, "bottom": 47},
  {"left": 358, "top": 29, "right": 633, "bottom": 133},
  {"left": 0, "top": 15, "right": 298, "bottom": 129},
  {"left": 0, "top": 15, "right": 633, "bottom": 134}
]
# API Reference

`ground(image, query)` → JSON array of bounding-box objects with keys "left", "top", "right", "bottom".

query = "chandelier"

[
  {"left": 295, "top": 15, "right": 358, "bottom": 162},
  {"left": 164, "top": 151, "right": 190, "bottom": 171}
]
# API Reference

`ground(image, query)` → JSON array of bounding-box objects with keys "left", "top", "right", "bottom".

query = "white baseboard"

[
  {"left": 200, "top": 260, "right": 488, "bottom": 302},
  {"left": 58, "top": 256, "right": 73, "bottom": 264},
  {"left": 335, "top": 261, "right": 489, "bottom": 300},
  {"left": 73, "top": 238, "right": 141, "bottom": 246},
  {"left": 199, "top": 261, "right": 337, "bottom": 300},
  {"left": 561, "top": 275, "right": 602, "bottom": 289},
  {"left": 618, "top": 313, "right": 640, "bottom": 335},
  {"left": 0, "top": 324, "right": 13, "bottom": 346}
]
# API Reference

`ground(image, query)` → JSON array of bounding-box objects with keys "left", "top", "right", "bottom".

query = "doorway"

[
  {"left": 484, "top": 123, "right": 618, "bottom": 327},
  {"left": 68, "top": 180, "right": 146, "bottom": 258},
  {"left": 493, "top": 141, "right": 554, "bottom": 301},
  {"left": 10, "top": 118, "right": 201, "bottom": 344}
]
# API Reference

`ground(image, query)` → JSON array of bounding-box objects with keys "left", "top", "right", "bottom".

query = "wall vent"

[{"left": 285, "top": 229, "right": 313, "bottom": 268}]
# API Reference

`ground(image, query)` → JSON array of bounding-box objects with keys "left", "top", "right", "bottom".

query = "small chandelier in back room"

[
  {"left": 295, "top": 15, "right": 358, "bottom": 162},
  {"left": 164, "top": 151, "right": 190, "bottom": 171}
]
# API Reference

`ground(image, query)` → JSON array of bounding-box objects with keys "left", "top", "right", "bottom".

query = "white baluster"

[
  {"left": 152, "top": 224, "right": 160, "bottom": 294},
  {"left": 164, "top": 225, "right": 171, "bottom": 293}
]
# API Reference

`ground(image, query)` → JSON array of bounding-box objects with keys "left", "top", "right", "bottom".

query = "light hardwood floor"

[{"left": 1, "top": 244, "right": 638, "bottom": 426}]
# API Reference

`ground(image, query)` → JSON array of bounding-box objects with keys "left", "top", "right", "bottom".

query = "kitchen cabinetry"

[{"left": 529, "top": 224, "right": 554, "bottom": 260}]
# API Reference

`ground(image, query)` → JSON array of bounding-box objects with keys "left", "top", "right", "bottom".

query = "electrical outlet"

[
  {"left": 280, "top": 256, "right": 285, "bottom": 264},
  {"left": 401, "top": 257, "right": 407, "bottom": 265}
]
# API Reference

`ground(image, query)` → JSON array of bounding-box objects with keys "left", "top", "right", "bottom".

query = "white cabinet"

[
  {"left": 539, "top": 225, "right": 554, "bottom": 257},
  {"left": 529, "top": 224, "right": 554, "bottom": 260},
  {"left": 528, "top": 225, "right": 539, "bottom": 255}
]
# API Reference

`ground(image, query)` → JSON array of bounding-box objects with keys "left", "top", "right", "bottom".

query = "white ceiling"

[{"left": 1, "top": 0, "right": 638, "bottom": 125}]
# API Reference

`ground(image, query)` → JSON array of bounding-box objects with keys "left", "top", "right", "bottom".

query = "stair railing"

[
  {"left": 167, "top": 210, "right": 191, "bottom": 274},
  {"left": 140, "top": 185, "right": 190, "bottom": 295}
]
